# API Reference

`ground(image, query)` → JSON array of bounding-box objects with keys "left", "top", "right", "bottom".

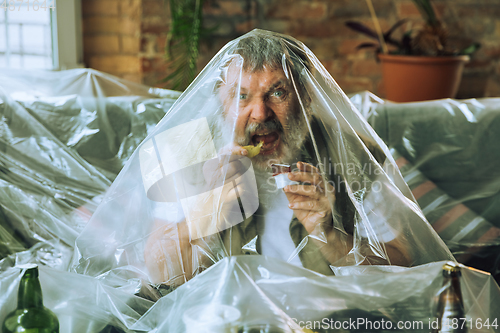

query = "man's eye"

[
  {"left": 272, "top": 90, "right": 284, "bottom": 98},
  {"left": 239, "top": 94, "right": 247, "bottom": 100}
]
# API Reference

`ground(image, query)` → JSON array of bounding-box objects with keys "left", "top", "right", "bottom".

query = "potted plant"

[{"left": 346, "top": 0, "right": 480, "bottom": 102}]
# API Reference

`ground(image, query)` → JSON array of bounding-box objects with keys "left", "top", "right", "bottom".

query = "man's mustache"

[{"left": 244, "top": 119, "right": 284, "bottom": 140}]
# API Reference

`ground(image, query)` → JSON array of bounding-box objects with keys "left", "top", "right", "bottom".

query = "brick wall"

[
  {"left": 82, "top": 0, "right": 142, "bottom": 83},
  {"left": 82, "top": 0, "right": 500, "bottom": 99},
  {"left": 141, "top": 0, "right": 171, "bottom": 87}
]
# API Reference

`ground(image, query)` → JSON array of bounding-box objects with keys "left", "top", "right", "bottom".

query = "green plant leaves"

[
  {"left": 460, "top": 42, "right": 481, "bottom": 56},
  {"left": 162, "top": 0, "right": 204, "bottom": 91}
]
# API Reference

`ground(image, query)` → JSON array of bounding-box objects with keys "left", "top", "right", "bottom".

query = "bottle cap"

[{"left": 442, "top": 261, "right": 461, "bottom": 276}]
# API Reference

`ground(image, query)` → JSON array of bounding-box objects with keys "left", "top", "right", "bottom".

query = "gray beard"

[
  {"left": 250, "top": 112, "right": 310, "bottom": 171},
  {"left": 208, "top": 106, "right": 311, "bottom": 172},
  {"left": 209, "top": 109, "right": 310, "bottom": 210}
]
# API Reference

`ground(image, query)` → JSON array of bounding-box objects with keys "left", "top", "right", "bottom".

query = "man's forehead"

[{"left": 223, "top": 60, "right": 290, "bottom": 88}]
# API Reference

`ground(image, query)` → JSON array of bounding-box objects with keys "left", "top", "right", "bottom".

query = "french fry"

[{"left": 242, "top": 141, "right": 264, "bottom": 158}]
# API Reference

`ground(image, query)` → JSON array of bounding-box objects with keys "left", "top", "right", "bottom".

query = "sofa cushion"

[
  {"left": 392, "top": 150, "right": 500, "bottom": 264},
  {"left": 362, "top": 98, "right": 500, "bottom": 228}
]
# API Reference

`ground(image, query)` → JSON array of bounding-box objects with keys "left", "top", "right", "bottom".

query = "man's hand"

[
  {"left": 283, "top": 162, "right": 354, "bottom": 265},
  {"left": 145, "top": 145, "right": 250, "bottom": 285},
  {"left": 202, "top": 144, "right": 248, "bottom": 188},
  {"left": 201, "top": 144, "right": 253, "bottom": 221},
  {"left": 144, "top": 219, "right": 191, "bottom": 284},
  {"left": 182, "top": 143, "right": 258, "bottom": 241},
  {"left": 283, "top": 161, "right": 335, "bottom": 234},
  {"left": 283, "top": 162, "right": 411, "bottom": 267}
]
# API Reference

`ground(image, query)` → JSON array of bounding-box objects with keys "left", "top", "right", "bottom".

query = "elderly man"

[{"left": 143, "top": 30, "right": 412, "bottom": 286}]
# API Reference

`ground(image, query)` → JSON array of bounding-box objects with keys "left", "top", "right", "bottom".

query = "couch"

[
  {"left": 351, "top": 91, "right": 500, "bottom": 282},
  {"left": 0, "top": 70, "right": 498, "bottom": 332}
]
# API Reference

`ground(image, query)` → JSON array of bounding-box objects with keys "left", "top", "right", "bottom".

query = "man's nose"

[{"left": 249, "top": 99, "right": 272, "bottom": 122}]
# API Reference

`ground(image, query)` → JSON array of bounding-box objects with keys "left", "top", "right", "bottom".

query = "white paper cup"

[{"left": 273, "top": 173, "right": 299, "bottom": 189}]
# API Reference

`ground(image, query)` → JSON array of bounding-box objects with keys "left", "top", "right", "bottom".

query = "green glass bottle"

[{"left": 2, "top": 265, "right": 59, "bottom": 333}]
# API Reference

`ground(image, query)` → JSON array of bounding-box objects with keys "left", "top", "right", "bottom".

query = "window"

[{"left": 0, "top": 0, "right": 82, "bottom": 70}]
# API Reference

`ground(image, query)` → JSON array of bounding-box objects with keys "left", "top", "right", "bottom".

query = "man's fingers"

[
  {"left": 234, "top": 146, "right": 248, "bottom": 156},
  {"left": 288, "top": 200, "right": 328, "bottom": 214},
  {"left": 284, "top": 184, "right": 322, "bottom": 197},
  {"left": 288, "top": 171, "right": 323, "bottom": 187},
  {"left": 291, "top": 161, "right": 333, "bottom": 191},
  {"left": 297, "top": 161, "right": 319, "bottom": 173},
  {"left": 204, "top": 154, "right": 248, "bottom": 187},
  {"left": 219, "top": 144, "right": 248, "bottom": 156}
]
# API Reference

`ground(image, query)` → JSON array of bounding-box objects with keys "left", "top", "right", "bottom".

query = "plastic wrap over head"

[{"left": 72, "top": 29, "right": 454, "bottom": 287}]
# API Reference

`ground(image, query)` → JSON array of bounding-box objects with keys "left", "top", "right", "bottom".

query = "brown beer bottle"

[
  {"left": 433, "top": 262, "right": 467, "bottom": 333},
  {"left": 2, "top": 265, "right": 59, "bottom": 333}
]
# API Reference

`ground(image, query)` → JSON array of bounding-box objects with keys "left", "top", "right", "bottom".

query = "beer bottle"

[
  {"left": 433, "top": 262, "right": 467, "bottom": 333},
  {"left": 2, "top": 265, "right": 59, "bottom": 333}
]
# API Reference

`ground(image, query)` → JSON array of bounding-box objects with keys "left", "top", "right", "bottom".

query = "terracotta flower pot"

[{"left": 378, "top": 54, "right": 469, "bottom": 103}]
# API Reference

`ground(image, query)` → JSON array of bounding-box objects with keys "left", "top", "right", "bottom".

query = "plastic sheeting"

[
  {"left": 0, "top": 68, "right": 179, "bottom": 264},
  {"left": 0, "top": 29, "right": 498, "bottom": 332},
  {"left": 1, "top": 256, "right": 499, "bottom": 332},
  {"left": 72, "top": 29, "right": 453, "bottom": 292},
  {"left": 351, "top": 91, "right": 500, "bottom": 282}
]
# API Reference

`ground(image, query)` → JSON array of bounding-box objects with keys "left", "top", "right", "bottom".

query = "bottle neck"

[
  {"left": 17, "top": 272, "right": 44, "bottom": 309},
  {"left": 442, "top": 270, "right": 464, "bottom": 303}
]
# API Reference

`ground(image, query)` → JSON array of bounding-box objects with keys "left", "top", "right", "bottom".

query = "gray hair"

[
  {"left": 233, "top": 31, "right": 312, "bottom": 74},
  {"left": 228, "top": 30, "right": 313, "bottom": 104}
]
